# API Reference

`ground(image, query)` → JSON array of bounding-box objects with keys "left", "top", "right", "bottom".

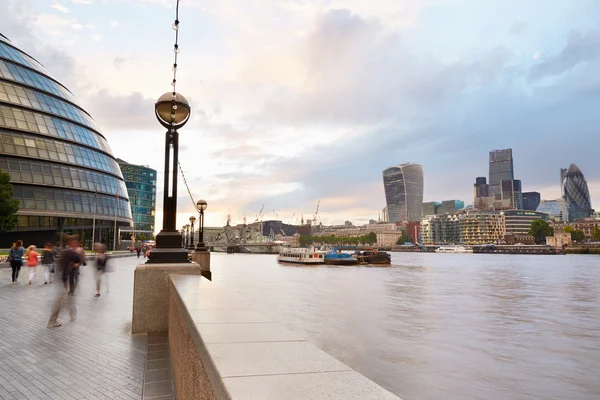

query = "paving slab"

[{"left": 0, "top": 257, "right": 147, "bottom": 400}]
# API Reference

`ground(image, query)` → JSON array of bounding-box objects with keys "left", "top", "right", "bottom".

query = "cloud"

[
  {"left": 530, "top": 29, "right": 600, "bottom": 80},
  {"left": 109, "top": 20, "right": 119, "bottom": 28},
  {"left": 83, "top": 90, "right": 157, "bottom": 129},
  {"left": 50, "top": 3, "right": 70, "bottom": 13},
  {"left": 508, "top": 21, "right": 526, "bottom": 35}
]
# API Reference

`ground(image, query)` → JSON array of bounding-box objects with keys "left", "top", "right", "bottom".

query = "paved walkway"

[{"left": 0, "top": 256, "right": 148, "bottom": 400}]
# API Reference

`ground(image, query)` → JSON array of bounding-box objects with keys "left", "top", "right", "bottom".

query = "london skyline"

[{"left": 2, "top": 0, "right": 598, "bottom": 229}]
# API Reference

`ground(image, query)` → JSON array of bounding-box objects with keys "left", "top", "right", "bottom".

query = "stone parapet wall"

[{"left": 167, "top": 274, "right": 401, "bottom": 400}]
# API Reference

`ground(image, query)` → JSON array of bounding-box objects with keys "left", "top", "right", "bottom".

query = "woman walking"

[
  {"left": 42, "top": 243, "right": 55, "bottom": 284},
  {"left": 94, "top": 243, "right": 109, "bottom": 297},
  {"left": 9, "top": 240, "right": 24, "bottom": 284},
  {"left": 26, "top": 245, "right": 38, "bottom": 285}
]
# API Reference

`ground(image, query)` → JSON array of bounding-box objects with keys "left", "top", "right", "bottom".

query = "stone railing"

[{"left": 168, "top": 274, "right": 401, "bottom": 400}]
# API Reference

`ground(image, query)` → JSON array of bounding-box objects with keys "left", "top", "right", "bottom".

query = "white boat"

[
  {"left": 277, "top": 247, "right": 326, "bottom": 264},
  {"left": 435, "top": 245, "right": 473, "bottom": 254}
]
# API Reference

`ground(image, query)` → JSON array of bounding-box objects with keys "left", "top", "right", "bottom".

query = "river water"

[{"left": 209, "top": 252, "right": 600, "bottom": 400}]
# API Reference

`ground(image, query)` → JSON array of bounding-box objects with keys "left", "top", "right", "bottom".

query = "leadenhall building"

[{"left": 0, "top": 34, "right": 132, "bottom": 248}]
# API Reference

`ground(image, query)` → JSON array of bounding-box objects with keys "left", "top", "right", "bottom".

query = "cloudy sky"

[{"left": 2, "top": 0, "right": 599, "bottom": 229}]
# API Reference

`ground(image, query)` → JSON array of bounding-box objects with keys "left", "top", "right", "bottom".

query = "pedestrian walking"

[
  {"left": 25, "top": 245, "right": 38, "bottom": 285},
  {"left": 94, "top": 243, "right": 109, "bottom": 297},
  {"left": 8, "top": 240, "right": 24, "bottom": 284},
  {"left": 47, "top": 236, "right": 83, "bottom": 328},
  {"left": 42, "top": 243, "right": 55, "bottom": 284},
  {"left": 136, "top": 246, "right": 141, "bottom": 258}
]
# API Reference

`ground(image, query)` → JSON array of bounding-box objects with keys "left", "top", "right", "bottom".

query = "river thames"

[{"left": 209, "top": 252, "right": 600, "bottom": 400}]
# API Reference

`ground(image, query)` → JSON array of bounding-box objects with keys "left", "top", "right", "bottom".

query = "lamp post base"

[
  {"left": 147, "top": 230, "right": 189, "bottom": 263},
  {"left": 195, "top": 242, "right": 207, "bottom": 252}
]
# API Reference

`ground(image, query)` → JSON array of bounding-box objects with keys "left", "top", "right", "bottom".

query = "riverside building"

[
  {"left": 459, "top": 211, "right": 505, "bottom": 245},
  {"left": 0, "top": 34, "right": 132, "bottom": 248},
  {"left": 117, "top": 159, "right": 156, "bottom": 239},
  {"left": 562, "top": 163, "right": 593, "bottom": 221},
  {"left": 382, "top": 163, "right": 424, "bottom": 223},
  {"left": 421, "top": 214, "right": 461, "bottom": 245}
]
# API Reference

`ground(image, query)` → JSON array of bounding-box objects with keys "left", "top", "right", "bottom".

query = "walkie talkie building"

[
  {"left": 382, "top": 163, "right": 424, "bottom": 223},
  {"left": 0, "top": 34, "right": 132, "bottom": 248}
]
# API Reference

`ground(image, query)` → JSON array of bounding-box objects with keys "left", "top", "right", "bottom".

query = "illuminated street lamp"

[
  {"left": 188, "top": 216, "right": 196, "bottom": 249},
  {"left": 196, "top": 199, "right": 207, "bottom": 251},
  {"left": 147, "top": 91, "right": 191, "bottom": 263}
]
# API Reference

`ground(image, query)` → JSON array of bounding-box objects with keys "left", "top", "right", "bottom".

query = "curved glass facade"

[
  {"left": 382, "top": 163, "right": 424, "bottom": 223},
  {"left": 0, "top": 36, "right": 131, "bottom": 248},
  {"left": 562, "top": 163, "right": 593, "bottom": 221}
]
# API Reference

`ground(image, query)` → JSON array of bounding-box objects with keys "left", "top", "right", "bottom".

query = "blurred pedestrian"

[
  {"left": 9, "top": 240, "right": 24, "bottom": 284},
  {"left": 47, "top": 236, "right": 83, "bottom": 328},
  {"left": 94, "top": 243, "right": 109, "bottom": 297},
  {"left": 42, "top": 243, "right": 55, "bottom": 284},
  {"left": 25, "top": 245, "right": 38, "bottom": 285},
  {"left": 136, "top": 246, "right": 141, "bottom": 258}
]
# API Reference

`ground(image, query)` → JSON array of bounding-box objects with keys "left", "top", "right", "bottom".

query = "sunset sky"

[{"left": 2, "top": 0, "right": 599, "bottom": 229}]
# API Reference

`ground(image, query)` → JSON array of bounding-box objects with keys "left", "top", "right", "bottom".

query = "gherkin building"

[
  {"left": 562, "top": 163, "right": 593, "bottom": 222},
  {"left": 0, "top": 34, "right": 132, "bottom": 248}
]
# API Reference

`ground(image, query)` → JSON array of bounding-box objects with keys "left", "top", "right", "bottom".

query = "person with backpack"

[
  {"left": 9, "top": 240, "right": 25, "bottom": 284},
  {"left": 42, "top": 243, "right": 55, "bottom": 284},
  {"left": 25, "top": 245, "right": 38, "bottom": 285}
]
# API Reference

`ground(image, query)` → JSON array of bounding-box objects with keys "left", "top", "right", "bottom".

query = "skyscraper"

[
  {"left": 118, "top": 159, "right": 157, "bottom": 235},
  {"left": 562, "top": 164, "right": 593, "bottom": 221},
  {"left": 522, "top": 192, "right": 541, "bottom": 211},
  {"left": 0, "top": 34, "right": 131, "bottom": 248},
  {"left": 383, "top": 163, "right": 424, "bottom": 223},
  {"left": 489, "top": 149, "right": 514, "bottom": 197},
  {"left": 474, "top": 177, "right": 489, "bottom": 198}
]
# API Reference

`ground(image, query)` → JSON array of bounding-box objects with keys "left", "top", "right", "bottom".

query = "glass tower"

[
  {"left": 489, "top": 149, "right": 514, "bottom": 196},
  {"left": 0, "top": 34, "right": 132, "bottom": 248},
  {"left": 562, "top": 163, "right": 593, "bottom": 221},
  {"left": 382, "top": 163, "right": 424, "bottom": 223},
  {"left": 117, "top": 159, "right": 156, "bottom": 234}
]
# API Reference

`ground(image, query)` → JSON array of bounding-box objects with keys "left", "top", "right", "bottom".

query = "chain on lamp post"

[
  {"left": 196, "top": 199, "right": 207, "bottom": 251},
  {"left": 189, "top": 216, "right": 196, "bottom": 249}
]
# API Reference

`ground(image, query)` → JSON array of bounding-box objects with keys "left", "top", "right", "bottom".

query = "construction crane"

[
  {"left": 255, "top": 204, "right": 264, "bottom": 222},
  {"left": 312, "top": 200, "right": 320, "bottom": 225}
]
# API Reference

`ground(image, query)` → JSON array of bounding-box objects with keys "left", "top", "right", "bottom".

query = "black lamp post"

[
  {"left": 147, "top": 91, "right": 191, "bottom": 263},
  {"left": 196, "top": 199, "right": 207, "bottom": 251},
  {"left": 188, "top": 216, "right": 196, "bottom": 249}
]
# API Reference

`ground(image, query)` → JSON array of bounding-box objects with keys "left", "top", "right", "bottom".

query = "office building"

[
  {"left": 522, "top": 192, "right": 541, "bottom": 211},
  {"left": 422, "top": 201, "right": 440, "bottom": 217},
  {"left": 474, "top": 176, "right": 489, "bottom": 198},
  {"left": 381, "top": 206, "right": 388, "bottom": 223},
  {"left": 0, "top": 35, "right": 132, "bottom": 248},
  {"left": 562, "top": 163, "right": 593, "bottom": 221},
  {"left": 117, "top": 159, "right": 156, "bottom": 236},
  {"left": 439, "top": 200, "right": 465, "bottom": 214},
  {"left": 536, "top": 199, "right": 567, "bottom": 221},
  {"left": 488, "top": 149, "right": 514, "bottom": 197},
  {"left": 502, "top": 210, "right": 547, "bottom": 236},
  {"left": 500, "top": 179, "right": 523, "bottom": 209},
  {"left": 382, "top": 163, "right": 424, "bottom": 223}
]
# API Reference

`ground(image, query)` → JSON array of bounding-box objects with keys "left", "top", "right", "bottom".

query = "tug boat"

[
  {"left": 277, "top": 247, "right": 326, "bottom": 264},
  {"left": 353, "top": 250, "right": 392, "bottom": 265}
]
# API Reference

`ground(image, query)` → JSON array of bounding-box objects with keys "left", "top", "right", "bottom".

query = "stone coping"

[{"left": 169, "top": 274, "right": 401, "bottom": 400}]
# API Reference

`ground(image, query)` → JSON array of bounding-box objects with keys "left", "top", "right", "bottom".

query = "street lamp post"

[
  {"left": 147, "top": 92, "right": 191, "bottom": 263},
  {"left": 189, "top": 216, "right": 196, "bottom": 249},
  {"left": 196, "top": 199, "right": 207, "bottom": 251}
]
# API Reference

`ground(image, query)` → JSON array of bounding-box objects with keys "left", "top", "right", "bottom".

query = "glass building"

[
  {"left": 382, "top": 163, "right": 424, "bottom": 223},
  {"left": 536, "top": 199, "right": 567, "bottom": 221},
  {"left": 522, "top": 192, "right": 541, "bottom": 211},
  {"left": 489, "top": 149, "right": 514, "bottom": 197},
  {"left": 117, "top": 159, "right": 156, "bottom": 236},
  {"left": 0, "top": 34, "right": 132, "bottom": 248},
  {"left": 562, "top": 163, "right": 593, "bottom": 221}
]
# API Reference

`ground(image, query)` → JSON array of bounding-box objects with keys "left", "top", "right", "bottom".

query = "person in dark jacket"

[
  {"left": 41, "top": 243, "right": 55, "bottom": 284},
  {"left": 9, "top": 240, "right": 24, "bottom": 284},
  {"left": 94, "top": 243, "right": 109, "bottom": 297},
  {"left": 47, "top": 236, "right": 83, "bottom": 328}
]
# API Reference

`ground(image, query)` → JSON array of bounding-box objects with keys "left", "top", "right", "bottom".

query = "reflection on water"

[{"left": 211, "top": 253, "right": 600, "bottom": 400}]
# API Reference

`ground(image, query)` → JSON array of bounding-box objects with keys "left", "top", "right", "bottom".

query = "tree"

[
  {"left": 138, "top": 233, "right": 147, "bottom": 242},
  {"left": 528, "top": 220, "right": 554, "bottom": 244},
  {"left": 592, "top": 226, "right": 600, "bottom": 242},
  {"left": 571, "top": 230, "right": 585, "bottom": 243},
  {"left": 564, "top": 226, "right": 585, "bottom": 242},
  {"left": 396, "top": 230, "right": 413, "bottom": 245},
  {"left": 0, "top": 171, "right": 19, "bottom": 233},
  {"left": 366, "top": 232, "right": 377, "bottom": 245}
]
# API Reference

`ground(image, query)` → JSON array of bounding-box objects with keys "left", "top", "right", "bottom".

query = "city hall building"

[{"left": 0, "top": 34, "right": 132, "bottom": 248}]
